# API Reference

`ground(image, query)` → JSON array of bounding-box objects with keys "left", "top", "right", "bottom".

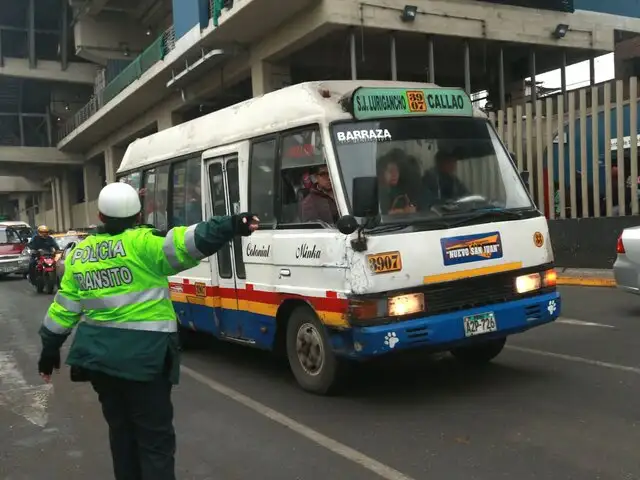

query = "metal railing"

[
  {"left": 488, "top": 76, "right": 640, "bottom": 219},
  {"left": 210, "top": 0, "right": 234, "bottom": 26},
  {"left": 57, "top": 25, "right": 177, "bottom": 143}
]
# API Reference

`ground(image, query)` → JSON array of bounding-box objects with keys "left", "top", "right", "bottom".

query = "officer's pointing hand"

[{"left": 233, "top": 212, "right": 260, "bottom": 236}]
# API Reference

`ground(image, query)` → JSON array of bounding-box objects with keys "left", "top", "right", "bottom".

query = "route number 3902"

[
  {"left": 406, "top": 90, "right": 427, "bottom": 112},
  {"left": 366, "top": 251, "right": 403, "bottom": 274}
]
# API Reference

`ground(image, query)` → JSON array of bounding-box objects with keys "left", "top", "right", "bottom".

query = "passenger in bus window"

[
  {"left": 377, "top": 151, "right": 417, "bottom": 215},
  {"left": 300, "top": 165, "right": 338, "bottom": 225},
  {"left": 422, "top": 149, "right": 469, "bottom": 202},
  {"left": 185, "top": 179, "right": 202, "bottom": 225}
]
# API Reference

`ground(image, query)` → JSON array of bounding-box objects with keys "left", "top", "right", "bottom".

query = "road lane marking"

[
  {"left": 181, "top": 365, "right": 416, "bottom": 480},
  {"left": 506, "top": 346, "right": 640, "bottom": 375},
  {"left": 556, "top": 318, "right": 615, "bottom": 328},
  {"left": 0, "top": 351, "right": 52, "bottom": 427}
]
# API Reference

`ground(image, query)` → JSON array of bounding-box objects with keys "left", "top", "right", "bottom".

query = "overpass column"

[
  {"left": 52, "top": 179, "right": 62, "bottom": 231},
  {"left": 17, "top": 195, "right": 28, "bottom": 223},
  {"left": 83, "top": 160, "right": 103, "bottom": 226},
  {"left": 251, "top": 60, "right": 291, "bottom": 97},
  {"left": 60, "top": 171, "right": 72, "bottom": 230},
  {"left": 105, "top": 146, "right": 125, "bottom": 184},
  {"left": 157, "top": 110, "right": 184, "bottom": 131}
]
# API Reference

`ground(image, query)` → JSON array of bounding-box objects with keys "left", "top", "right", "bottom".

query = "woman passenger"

[{"left": 378, "top": 151, "right": 417, "bottom": 215}]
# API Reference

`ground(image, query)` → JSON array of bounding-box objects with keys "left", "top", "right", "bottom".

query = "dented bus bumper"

[{"left": 333, "top": 290, "right": 561, "bottom": 358}]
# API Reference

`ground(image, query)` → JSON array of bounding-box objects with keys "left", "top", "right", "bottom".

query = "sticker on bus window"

[{"left": 440, "top": 232, "right": 503, "bottom": 266}]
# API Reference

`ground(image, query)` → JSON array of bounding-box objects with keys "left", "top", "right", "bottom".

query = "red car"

[{"left": 0, "top": 226, "right": 29, "bottom": 278}]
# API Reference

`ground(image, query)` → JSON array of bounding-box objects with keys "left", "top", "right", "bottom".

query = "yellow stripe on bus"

[
  {"left": 170, "top": 292, "right": 349, "bottom": 328},
  {"left": 423, "top": 262, "right": 523, "bottom": 284}
]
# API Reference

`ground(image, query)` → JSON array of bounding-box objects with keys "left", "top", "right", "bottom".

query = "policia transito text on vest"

[{"left": 37, "top": 213, "right": 258, "bottom": 480}]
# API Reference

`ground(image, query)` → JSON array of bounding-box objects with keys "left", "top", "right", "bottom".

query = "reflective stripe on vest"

[
  {"left": 54, "top": 292, "right": 82, "bottom": 313},
  {"left": 162, "top": 225, "right": 203, "bottom": 270},
  {"left": 43, "top": 313, "right": 73, "bottom": 335},
  {"left": 80, "top": 286, "right": 169, "bottom": 310},
  {"left": 82, "top": 317, "right": 177, "bottom": 333}
]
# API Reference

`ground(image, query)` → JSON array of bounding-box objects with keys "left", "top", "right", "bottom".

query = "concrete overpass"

[{"left": 6, "top": 0, "right": 640, "bottom": 230}]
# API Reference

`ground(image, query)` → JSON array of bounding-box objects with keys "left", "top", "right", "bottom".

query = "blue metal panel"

[
  {"left": 174, "top": 300, "right": 277, "bottom": 350},
  {"left": 171, "top": 0, "right": 210, "bottom": 39},
  {"left": 548, "top": 100, "right": 640, "bottom": 192},
  {"left": 575, "top": 0, "right": 640, "bottom": 18}
]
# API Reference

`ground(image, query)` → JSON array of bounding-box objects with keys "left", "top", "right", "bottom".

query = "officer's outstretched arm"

[
  {"left": 39, "top": 266, "right": 83, "bottom": 351},
  {"left": 137, "top": 213, "right": 258, "bottom": 277}
]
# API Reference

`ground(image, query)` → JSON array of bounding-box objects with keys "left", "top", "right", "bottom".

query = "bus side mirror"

[
  {"left": 520, "top": 170, "right": 530, "bottom": 190},
  {"left": 336, "top": 215, "right": 359, "bottom": 235},
  {"left": 352, "top": 176, "right": 379, "bottom": 218}
]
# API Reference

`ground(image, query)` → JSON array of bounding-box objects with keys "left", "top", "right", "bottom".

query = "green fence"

[
  {"left": 103, "top": 35, "right": 166, "bottom": 104},
  {"left": 211, "top": 0, "right": 223, "bottom": 26}
]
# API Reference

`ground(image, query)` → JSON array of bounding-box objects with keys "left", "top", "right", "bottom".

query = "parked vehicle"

[
  {"left": 613, "top": 228, "right": 640, "bottom": 294},
  {"left": 29, "top": 248, "right": 57, "bottom": 294},
  {"left": 0, "top": 226, "right": 29, "bottom": 278}
]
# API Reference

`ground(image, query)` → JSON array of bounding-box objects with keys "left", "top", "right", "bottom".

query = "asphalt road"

[{"left": 1, "top": 277, "right": 640, "bottom": 480}]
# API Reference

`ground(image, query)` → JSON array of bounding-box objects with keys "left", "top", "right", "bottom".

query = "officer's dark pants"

[{"left": 90, "top": 372, "right": 176, "bottom": 480}]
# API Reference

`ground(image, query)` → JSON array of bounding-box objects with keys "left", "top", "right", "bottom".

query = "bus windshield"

[{"left": 331, "top": 116, "right": 534, "bottom": 223}]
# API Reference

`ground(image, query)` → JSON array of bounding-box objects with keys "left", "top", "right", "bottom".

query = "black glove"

[
  {"left": 232, "top": 212, "right": 259, "bottom": 237},
  {"left": 38, "top": 350, "right": 61, "bottom": 376}
]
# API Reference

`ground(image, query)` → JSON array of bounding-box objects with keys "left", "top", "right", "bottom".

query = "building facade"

[{"left": 2, "top": 0, "right": 640, "bottom": 228}]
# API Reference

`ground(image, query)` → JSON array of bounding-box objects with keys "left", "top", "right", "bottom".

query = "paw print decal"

[
  {"left": 384, "top": 332, "right": 399, "bottom": 349},
  {"left": 547, "top": 300, "right": 557, "bottom": 315}
]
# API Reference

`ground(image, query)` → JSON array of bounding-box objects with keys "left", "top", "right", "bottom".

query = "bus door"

[{"left": 206, "top": 155, "right": 249, "bottom": 341}]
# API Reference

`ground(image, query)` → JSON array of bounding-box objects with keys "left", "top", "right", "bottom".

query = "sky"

[
  {"left": 533, "top": 52, "right": 615, "bottom": 89},
  {"left": 474, "top": 53, "right": 615, "bottom": 107}
]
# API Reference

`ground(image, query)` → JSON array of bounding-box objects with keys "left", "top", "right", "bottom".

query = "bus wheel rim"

[{"left": 295, "top": 322, "right": 324, "bottom": 377}]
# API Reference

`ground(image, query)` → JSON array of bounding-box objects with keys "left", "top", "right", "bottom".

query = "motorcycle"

[{"left": 29, "top": 248, "right": 58, "bottom": 294}]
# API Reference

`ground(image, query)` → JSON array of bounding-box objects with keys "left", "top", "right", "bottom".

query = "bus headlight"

[
  {"left": 388, "top": 293, "right": 425, "bottom": 317},
  {"left": 515, "top": 269, "right": 556, "bottom": 294},
  {"left": 515, "top": 273, "right": 541, "bottom": 294}
]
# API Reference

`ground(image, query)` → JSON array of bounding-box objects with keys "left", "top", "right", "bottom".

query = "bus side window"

[
  {"left": 209, "top": 163, "right": 232, "bottom": 278},
  {"left": 278, "top": 127, "right": 325, "bottom": 225},
  {"left": 185, "top": 157, "right": 202, "bottom": 224},
  {"left": 171, "top": 160, "right": 188, "bottom": 227},
  {"left": 249, "top": 139, "right": 277, "bottom": 225},
  {"left": 170, "top": 157, "right": 202, "bottom": 228},
  {"left": 142, "top": 169, "right": 156, "bottom": 224},
  {"left": 226, "top": 159, "right": 245, "bottom": 279}
]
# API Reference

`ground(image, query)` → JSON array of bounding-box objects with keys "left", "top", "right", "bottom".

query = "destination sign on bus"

[{"left": 350, "top": 87, "right": 473, "bottom": 120}]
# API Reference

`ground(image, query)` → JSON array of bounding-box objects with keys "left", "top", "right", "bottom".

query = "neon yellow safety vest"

[
  {"left": 44, "top": 225, "right": 202, "bottom": 335},
  {"left": 38, "top": 218, "right": 235, "bottom": 383}
]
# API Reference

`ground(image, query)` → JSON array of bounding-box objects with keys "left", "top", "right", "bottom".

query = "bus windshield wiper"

[{"left": 365, "top": 218, "right": 453, "bottom": 234}]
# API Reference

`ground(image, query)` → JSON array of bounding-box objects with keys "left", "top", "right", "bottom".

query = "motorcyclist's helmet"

[
  {"left": 37, "top": 225, "right": 50, "bottom": 236},
  {"left": 98, "top": 182, "right": 142, "bottom": 219}
]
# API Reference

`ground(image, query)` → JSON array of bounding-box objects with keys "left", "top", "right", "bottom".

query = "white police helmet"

[{"left": 98, "top": 182, "right": 142, "bottom": 219}]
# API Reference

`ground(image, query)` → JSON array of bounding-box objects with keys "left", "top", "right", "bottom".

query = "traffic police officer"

[{"left": 37, "top": 181, "right": 259, "bottom": 480}]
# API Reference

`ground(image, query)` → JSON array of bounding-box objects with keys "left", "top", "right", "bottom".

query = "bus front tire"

[
  {"left": 450, "top": 337, "right": 507, "bottom": 365},
  {"left": 286, "top": 306, "right": 344, "bottom": 395}
]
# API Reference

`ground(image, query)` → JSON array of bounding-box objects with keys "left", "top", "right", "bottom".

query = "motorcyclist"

[{"left": 27, "top": 226, "right": 59, "bottom": 282}]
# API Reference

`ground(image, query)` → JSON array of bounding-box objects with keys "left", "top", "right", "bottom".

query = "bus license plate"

[{"left": 463, "top": 312, "right": 497, "bottom": 337}]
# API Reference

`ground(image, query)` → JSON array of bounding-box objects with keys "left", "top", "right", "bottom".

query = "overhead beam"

[
  {"left": 0, "top": 147, "right": 84, "bottom": 165},
  {"left": 85, "top": 0, "right": 110, "bottom": 16}
]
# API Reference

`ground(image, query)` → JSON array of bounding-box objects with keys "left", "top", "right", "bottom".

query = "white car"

[{"left": 613, "top": 227, "right": 640, "bottom": 294}]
